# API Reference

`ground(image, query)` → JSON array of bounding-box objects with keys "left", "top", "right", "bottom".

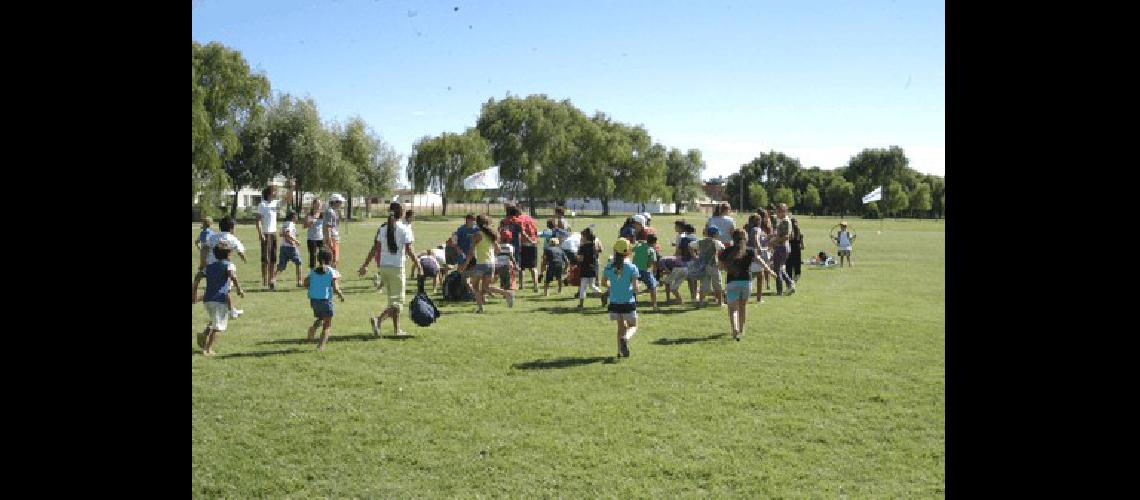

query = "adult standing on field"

[
  {"left": 501, "top": 204, "right": 539, "bottom": 291},
  {"left": 706, "top": 202, "right": 736, "bottom": 246},
  {"left": 359, "top": 202, "right": 420, "bottom": 337},
  {"left": 255, "top": 186, "right": 281, "bottom": 289},
  {"left": 771, "top": 203, "right": 797, "bottom": 296},
  {"left": 304, "top": 199, "right": 325, "bottom": 270},
  {"left": 324, "top": 194, "right": 345, "bottom": 267}
]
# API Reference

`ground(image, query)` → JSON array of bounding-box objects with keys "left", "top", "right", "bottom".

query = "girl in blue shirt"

[
  {"left": 604, "top": 238, "right": 641, "bottom": 358},
  {"left": 304, "top": 250, "right": 346, "bottom": 351}
]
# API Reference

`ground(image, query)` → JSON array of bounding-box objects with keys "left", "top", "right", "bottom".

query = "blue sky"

[{"left": 193, "top": 0, "right": 944, "bottom": 184}]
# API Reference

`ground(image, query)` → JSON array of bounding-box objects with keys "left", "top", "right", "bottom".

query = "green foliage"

[
  {"left": 773, "top": 186, "right": 795, "bottom": 209},
  {"left": 748, "top": 182, "right": 768, "bottom": 209},
  {"left": 802, "top": 184, "right": 822, "bottom": 214},
  {"left": 909, "top": 183, "right": 933, "bottom": 215},
  {"left": 407, "top": 128, "right": 492, "bottom": 214},
  {"left": 192, "top": 41, "right": 270, "bottom": 176},
  {"left": 825, "top": 177, "right": 856, "bottom": 216},
  {"left": 887, "top": 181, "right": 909, "bottom": 216},
  {"left": 665, "top": 148, "right": 705, "bottom": 213}
]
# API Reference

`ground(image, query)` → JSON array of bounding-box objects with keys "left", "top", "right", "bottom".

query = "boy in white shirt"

[
  {"left": 255, "top": 186, "right": 281, "bottom": 289},
  {"left": 277, "top": 211, "right": 305, "bottom": 287}
]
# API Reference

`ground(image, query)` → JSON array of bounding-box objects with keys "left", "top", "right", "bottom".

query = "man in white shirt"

[{"left": 255, "top": 186, "right": 281, "bottom": 289}]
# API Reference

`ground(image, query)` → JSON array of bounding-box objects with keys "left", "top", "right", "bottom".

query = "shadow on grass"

[
  {"left": 512, "top": 356, "right": 616, "bottom": 370},
  {"left": 212, "top": 348, "right": 309, "bottom": 359},
  {"left": 259, "top": 334, "right": 380, "bottom": 345},
  {"left": 651, "top": 333, "right": 726, "bottom": 345},
  {"left": 533, "top": 306, "right": 607, "bottom": 315}
]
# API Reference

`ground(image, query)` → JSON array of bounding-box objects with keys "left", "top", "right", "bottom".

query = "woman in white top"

[
  {"left": 359, "top": 202, "right": 420, "bottom": 337},
  {"left": 304, "top": 199, "right": 325, "bottom": 270},
  {"left": 255, "top": 185, "right": 281, "bottom": 289}
]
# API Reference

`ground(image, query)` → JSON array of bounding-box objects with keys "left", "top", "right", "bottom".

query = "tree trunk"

[
  {"left": 526, "top": 186, "right": 537, "bottom": 218},
  {"left": 442, "top": 194, "right": 449, "bottom": 216},
  {"left": 347, "top": 191, "right": 353, "bottom": 220},
  {"left": 601, "top": 197, "right": 610, "bottom": 216},
  {"left": 365, "top": 196, "right": 371, "bottom": 219},
  {"left": 675, "top": 200, "right": 682, "bottom": 215},
  {"left": 231, "top": 186, "right": 240, "bottom": 221}
]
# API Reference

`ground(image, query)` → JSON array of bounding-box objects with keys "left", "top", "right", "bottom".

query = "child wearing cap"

[
  {"left": 604, "top": 238, "right": 641, "bottom": 358},
  {"left": 192, "top": 243, "right": 246, "bottom": 356},
  {"left": 630, "top": 233, "right": 660, "bottom": 311},
  {"left": 277, "top": 211, "right": 305, "bottom": 287},
  {"left": 832, "top": 221, "right": 855, "bottom": 267},
  {"left": 697, "top": 225, "right": 726, "bottom": 307},
  {"left": 305, "top": 249, "right": 346, "bottom": 351},
  {"left": 541, "top": 236, "right": 568, "bottom": 296}
]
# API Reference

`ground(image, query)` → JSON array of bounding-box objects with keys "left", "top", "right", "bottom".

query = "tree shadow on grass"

[
  {"left": 533, "top": 306, "right": 607, "bottom": 315},
  {"left": 651, "top": 333, "right": 727, "bottom": 345},
  {"left": 211, "top": 348, "right": 309, "bottom": 359},
  {"left": 512, "top": 356, "right": 616, "bottom": 370}
]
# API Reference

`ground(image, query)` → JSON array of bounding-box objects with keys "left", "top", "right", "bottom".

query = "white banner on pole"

[
  {"left": 462, "top": 165, "right": 501, "bottom": 190},
  {"left": 862, "top": 186, "right": 883, "bottom": 204}
]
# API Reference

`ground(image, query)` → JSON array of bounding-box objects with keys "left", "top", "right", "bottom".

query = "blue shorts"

[
  {"left": 310, "top": 298, "right": 334, "bottom": 318},
  {"left": 638, "top": 269, "right": 658, "bottom": 291},
  {"left": 277, "top": 246, "right": 302, "bottom": 270},
  {"left": 725, "top": 280, "right": 751, "bottom": 302}
]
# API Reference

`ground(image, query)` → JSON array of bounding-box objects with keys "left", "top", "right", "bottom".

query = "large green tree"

[
  {"left": 825, "top": 177, "right": 856, "bottom": 218},
  {"left": 773, "top": 186, "right": 796, "bottom": 211},
  {"left": 407, "top": 128, "right": 492, "bottom": 215},
  {"left": 665, "top": 148, "right": 706, "bottom": 214},
  {"left": 886, "top": 180, "right": 909, "bottom": 217},
  {"left": 748, "top": 182, "right": 768, "bottom": 210},
  {"left": 192, "top": 41, "right": 270, "bottom": 178},
  {"left": 802, "top": 184, "right": 821, "bottom": 215},
  {"left": 844, "top": 146, "right": 909, "bottom": 216},
  {"left": 909, "top": 182, "right": 933, "bottom": 217},
  {"left": 576, "top": 113, "right": 628, "bottom": 215}
]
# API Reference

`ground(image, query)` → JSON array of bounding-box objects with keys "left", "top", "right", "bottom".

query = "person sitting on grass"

[
  {"left": 604, "top": 238, "right": 641, "bottom": 358},
  {"left": 192, "top": 243, "right": 245, "bottom": 356},
  {"left": 541, "top": 236, "right": 568, "bottom": 296},
  {"left": 277, "top": 211, "right": 305, "bottom": 288},
  {"left": 697, "top": 225, "right": 726, "bottom": 307},
  {"left": 630, "top": 233, "right": 660, "bottom": 311},
  {"left": 305, "top": 250, "right": 346, "bottom": 351}
]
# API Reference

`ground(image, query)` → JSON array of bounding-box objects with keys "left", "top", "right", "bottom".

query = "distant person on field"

[
  {"left": 833, "top": 221, "right": 856, "bottom": 267},
  {"left": 576, "top": 228, "right": 604, "bottom": 309},
  {"left": 192, "top": 243, "right": 245, "bottom": 356},
  {"left": 496, "top": 228, "right": 519, "bottom": 291},
  {"left": 323, "top": 194, "right": 345, "bottom": 267},
  {"left": 721, "top": 229, "right": 771, "bottom": 341},
  {"left": 255, "top": 185, "right": 281, "bottom": 289},
  {"left": 541, "top": 236, "right": 568, "bottom": 296},
  {"left": 771, "top": 203, "right": 797, "bottom": 296},
  {"left": 787, "top": 218, "right": 804, "bottom": 281},
  {"left": 630, "top": 233, "right": 660, "bottom": 311},
  {"left": 304, "top": 250, "right": 346, "bottom": 351},
  {"left": 277, "top": 211, "right": 305, "bottom": 287},
  {"left": 697, "top": 225, "right": 726, "bottom": 306},
  {"left": 196, "top": 217, "right": 214, "bottom": 250},
  {"left": 304, "top": 199, "right": 325, "bottom": 270}
]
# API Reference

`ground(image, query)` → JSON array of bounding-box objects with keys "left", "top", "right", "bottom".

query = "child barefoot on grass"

[
  {"left": 305, "top": 250, "right": 346, "bottom": 351},
  {"left": 192, "top": 243, "right": 245, "bottom": 356},
  {"left": 278, "top": 211, "right": 305, "bottom": 287}
]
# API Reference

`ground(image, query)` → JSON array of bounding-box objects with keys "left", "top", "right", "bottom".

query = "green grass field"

[{"left": 192, "top": 212, "right": 944, "bottom": 497}]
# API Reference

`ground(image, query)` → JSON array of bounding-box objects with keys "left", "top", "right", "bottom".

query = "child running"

[
  {"left": 192, "top": 243, "right": 246, "bottom": 356},
  {"left": 576, "top": 228, "right": 603, "bottom": 309},
  {"left": 201, "top": 217, "right": 248, "bottom": 319},
  {"left": 604, "top": 238, "right": 641, "bottom": 358},
  {"left": 630, "top": 233, "right": 660, "bottom": 310},
  {"left": 277, "top": 211, "right": 305, "bottom": 287},
  {"left": 305, "top": 250, "right": 346, "bottom": 351},
  {"left": 541, "top": 237, "right": 568, "bottom": 296},
  {"left": 697, "top": 226, "right": 726, "bottom": 307},
  {"left": 721, "top": 229, "right": 771, "bottom": 341},
  {"left": 496, "top": 228, "right": 518, "bottom": 291},
  {"left": 196, "top": 217, "right": 214, "bottom": 250},
  {"left": 458, "top": 215, "right": 516, "bottom": 313}
]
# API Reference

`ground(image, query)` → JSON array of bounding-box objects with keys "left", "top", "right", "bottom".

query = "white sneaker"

[
  {"left": 624, "top": 326, "right": 637, "bottom": 341},
  {"left": 230, "top": 309, "right": 243, "bottom": 319}
]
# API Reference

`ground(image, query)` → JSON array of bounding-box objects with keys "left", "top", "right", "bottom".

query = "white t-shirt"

[
  {"left": 323, "top": 208, "right": 340, "bottom": 240},
  {"left": 561, "top": 232, "right": 581, "bottom": 254},
  {"left": 430, "top": 248, "right": 446, "bottom": 267},
  {"left": 837, "top": 230, "right": 853, "bottom": 250},
  {"left": 707, "top": 215, "right": 736, "bottom": 244},
  {"left": 375, "top": 222, "right": 414, "bottom": 268},
  {"left": 306, "top": 213, "right": 324, "bottom": 241},
  {"left": 496, "top": 243, "right": 515, "bottom": 267},
  {"left": 257, "top": 200, "right": 279, "bottom": 233},
  {"left": 280, "top": 221, "right": 297, "bottom": 248},
  {"left": 205, "top": 232, "right": 246, "bottom": 265}
]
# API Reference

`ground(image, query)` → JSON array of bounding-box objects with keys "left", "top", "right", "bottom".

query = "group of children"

[{"left": 194, "top": 199, "right": 857, "bottom": 358}]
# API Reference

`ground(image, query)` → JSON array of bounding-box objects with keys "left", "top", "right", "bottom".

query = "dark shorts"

[
  {"left": 520, "top": 245, "right": 538, "bottom": 269},
  {"left": 277, "top": 246, "right": 302, "bottom": 271},
  {"left": 310, "top": 298, "right": 334, "bottom": 318},
  {"left": 261, "top": 234, "right": 278, "bottom": 263},
  {"left": 638, "top": 269, "right": 658, "bottom": 290},
  {"left": 545, "top": 266, "right": 564, "bottom": 283}
]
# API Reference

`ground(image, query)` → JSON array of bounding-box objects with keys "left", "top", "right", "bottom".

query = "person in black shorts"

[
  {"left": 576, "top": 228, "right": 602, "bottom": 309},
  {"left": 541, "top": 237, "right": 568, "bottom": 296}
]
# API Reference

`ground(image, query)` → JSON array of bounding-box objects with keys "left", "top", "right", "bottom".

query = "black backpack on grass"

[
  {"left": 442, "top": 270, "right": 474, "bottom": 301},
  {"left": 410, "top": 279, "right": 441, "bottom": 327}
]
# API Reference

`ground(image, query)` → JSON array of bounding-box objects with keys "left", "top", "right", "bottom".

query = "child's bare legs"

[
  {"left": 527, "top": 267, "right": 538, "bottom": 292},
  {"left": 726, "top": 300, "right": 738, "bottom": 335},
  {"left": 307, "top": 318, "right": 321, "bottom": 341},
  {"left": 474, "top": 276, "right": 486, "bottom": 311},
  {"left": 203, "top": 328, "right": 220, "bottom": 355},
  {"left": 616, "top": 319, "right": 627, "bottom": 355},
  {"left": 688, "top": 276, "right": 699, "bottom": 301},
  {"left": 317, "top": 317, "right": 333, "bottom": 351},
  {"left": 543, "top": 275, "right": 551, "bottom": 296},
  {"left": 736, "top": 298, "right": 748, "bottom": 336},
  {"left": 295, "top": 263, "right": 303, "bottom": 286},
  {"left": 755, "top": 273, "right": 764, "bottom": 303}
]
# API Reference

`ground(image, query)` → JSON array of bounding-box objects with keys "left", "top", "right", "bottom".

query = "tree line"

[{"left": 194, "top": 41, "right": 944, "bottom": 220}]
